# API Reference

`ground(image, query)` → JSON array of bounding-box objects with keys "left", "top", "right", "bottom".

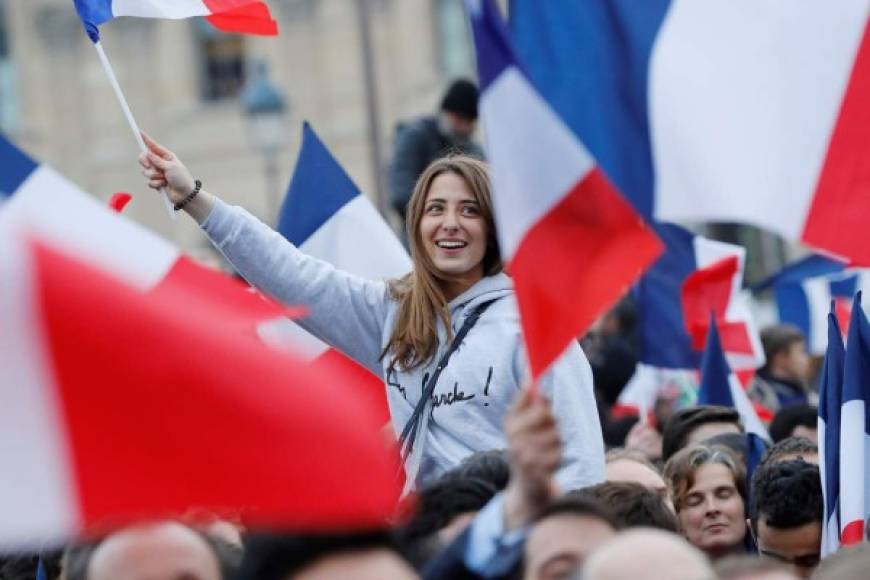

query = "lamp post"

[{"left": 241, "top": 60, "right": 288, "bottom": 222}]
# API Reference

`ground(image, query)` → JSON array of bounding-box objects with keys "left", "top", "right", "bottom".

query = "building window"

[
  {"left": 0, "top": 0, "right": 18, "bottom": 133},
  {"left": 195, "top": 20, "right": 246, "bottom": 101},
  {"left": 433, "top": 0, "right": 475, "bottom": 79}
]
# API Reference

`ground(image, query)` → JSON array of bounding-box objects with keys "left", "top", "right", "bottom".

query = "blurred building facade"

[{"left": 0, "top": 0, "right": 478, "bottom": 249}]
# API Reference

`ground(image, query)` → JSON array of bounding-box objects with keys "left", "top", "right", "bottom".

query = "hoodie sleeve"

[
  {"left": 201, "top": 199, "right": 391, "bottom": 376},
  {"left": 519, "top": 342, "right": 606, "bottom": 491}
]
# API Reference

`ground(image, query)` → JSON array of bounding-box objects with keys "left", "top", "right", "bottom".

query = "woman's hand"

[{"left": 138, "top": 133, "right": 196, "bottom": 204}]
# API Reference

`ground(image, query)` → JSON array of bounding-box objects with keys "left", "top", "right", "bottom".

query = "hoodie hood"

[{"left": 447, "top": 273, "right": 514, "bottom": 323}]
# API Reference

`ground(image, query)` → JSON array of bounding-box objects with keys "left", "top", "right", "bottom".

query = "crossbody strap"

[{"left": 398, "top": 298, "right": 499, "bottom": 462}]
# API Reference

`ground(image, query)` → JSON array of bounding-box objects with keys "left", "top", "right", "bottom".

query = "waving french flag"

[
  {"left": 73, "top": 0, "right": 277, "bottom": 41},
  {"left": 840, "top": 292, "right": 870, "bottom": 546},
  {"left": 697, "top": 317, "right": 769, "bottom": 441},
  {"left": 755, "top": 255, "right": 869, "bottom": 355},
  {"left": 0, "top": 233, "right": 401, "bottom": 547},
  {"left": 466, "top": 0, "right": 662, "bottom": 378},
  {"left": 263, "top": 122, "right": 411, "bottom": 422},
  {"left": 818, "top": 308, "right": 845, "bottom": 557},
  {"left": 511, "top": 1, "right": 870, "bottom": 265}
]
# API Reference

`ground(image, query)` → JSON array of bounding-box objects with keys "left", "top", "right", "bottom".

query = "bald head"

[
  {"left": 88, "top": 522, "right": 222, "bottom": 580},
  {"left": 582, "top": 529, "right": 714, "bottom": 580}
]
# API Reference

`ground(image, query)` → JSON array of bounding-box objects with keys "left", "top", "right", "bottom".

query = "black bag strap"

[{"left": 398, "top": 298, "right": 499, "bottom": 461}]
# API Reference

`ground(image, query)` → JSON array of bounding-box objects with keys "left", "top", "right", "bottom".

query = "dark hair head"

[
  {"left": 0, "top": 551, "right": 62, "bottom": 580},
  {"left": 536, "top": 495, "right": 619, "bottom": 531},
  {"left": 760, "top": 324, "right": 806, "bottom": 371},
  {"left": 441, "top": 449, "right": 510, "bottom": 491},
  {"left": 572, "top": 482, "right": 678, "bottom": 532},
  {"left": 440, "top": 79, "right": 479, "bottom": 120},
  {"left": 760, "top": 436, "right": 818, "bottom": 467},
  {"left": 769, "top": 404, "right": 818, "bottom": 442},
  {"left": 662, "top": 405, "right": 743, "bottom": 462},
  {"left": 701, "top": 432, "right": 751, "bottom": 467},
  {"left": 749, "top": 459, "right": 822, "bottom": 530},
  {"left": 395, "top": 475, "right": 497, "bottom": 567},
  {"left": 237, "top": 531, "right": 400, "bottom": 580}
]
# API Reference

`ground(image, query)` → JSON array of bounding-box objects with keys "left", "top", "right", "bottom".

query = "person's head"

[
  {"left": 760, "top": 437, "right": 818, "bottom": 467},
  {"left": 702, "top": 432, "right": 751, "bottom": 468},
  {"left": 386, "top": 156, "right": 501, "bottom": 370},
  {"left": 441, "top": 449, "right": 510, "bottom": 491},
  {"left": 760, "top": 325, "right": 811, "bottom": 383},
  {"left": 581, "top": 529, "right": 715, "bottom": 580},
  {"left": 749, "top": 460, "right": 822, "bottom": 578},
  {"left": 396, "top": 475, "right": 497, "bottom": 567},
  {"left": 83, "top": 522, "right": 235, "bottom": 580},
  {"left": 438, "top": 79, "right": 479, "bottom": 139},
  {"left": 662, "top": 406, "right": 743, "bottom": 462},
  {"left": 714, "top": 555, "right": 799, "bottom": 580},
  {"left": 237, "top": 532, "right": 415, "bottom": 580},
  {"left": 604, "top": 448, "right": 668, "bottom": 497},
  {"left": 664, "top": 444, "right": 747, "bottom": 558},
  {"left": 522, "top": 496, "right": 618, "bottom": 580},
  {"left": 811, "top": 543, "right": 870, "bottom": 579},
  {"left": 769, "top": 405, "right": 818, "bottom": 444},
  {"left": 0, "top": 551, "right": 62, "bottom": 580},
  {"left": 573, "top": 482, "right": 679, "bottom": 531}
]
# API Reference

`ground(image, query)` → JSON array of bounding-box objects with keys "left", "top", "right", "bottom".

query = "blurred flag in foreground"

[
  {"left": 0, "top": 234, "right": 401, "bottom": 547},
  {"left": 510, "top": 0, "right": 870, "bottom": 265},
  {"left": 73, "top": 0, "right": 278, "bottom": 42},
  {"left": 466, "top": 0, "right": 662, "bottom": 379},
  {"left": 818, "top": 308, "right": 845, "bottom": 556}
]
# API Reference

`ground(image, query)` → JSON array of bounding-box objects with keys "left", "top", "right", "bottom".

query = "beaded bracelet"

[{"left": 174, "top": 179, "right": 202, "bottom": 212}]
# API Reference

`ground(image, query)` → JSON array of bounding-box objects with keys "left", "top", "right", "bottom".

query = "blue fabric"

[
  {"left": 509, "top": 0, "right": 672, "bottom": 218},
  {"left": 775, "top": 283, "right": 813, "bottom": 345},
  {"left": 0, "top": 134, "right": 38, "bottom": 198},
  {"left": 633, "top": 223, "right": 699, "bottom": 368},
  {"left": 752, "top": 254, "right": 845, "bottom": 292},
  {"left": 843, "top": 293, "right": 870, "bottom": 436},
  {"left": 36, "top": 558, "right": 47, "bottom": 580},
  {"left": 819, "top": 306, "right": 845, "bottom": 526},
  {"left": 277, "top": 122, "right": 360, "bottom": 247},
  {"left": 743, "top": 432, "right": 770, "bottom": 553},
  {"left": 73, "top": 0, "right": 114, "bottom": 42},
  {"left": 466, "top": 0, "right": 520, "bottom": 91},
  {"left": 697, "top": 318, "right": 735, "bottom": 407},
  {"left": 830, "top": 274, "right": 859, "bottom": 299}
]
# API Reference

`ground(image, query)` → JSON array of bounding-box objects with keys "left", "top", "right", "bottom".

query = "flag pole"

[{"left": 93, "top": 41, "right": 176, "bottom": 220}]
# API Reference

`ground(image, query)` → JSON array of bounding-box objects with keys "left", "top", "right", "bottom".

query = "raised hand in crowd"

[{"left": 138, "top": 134, "right": 214, "bottom": 223}]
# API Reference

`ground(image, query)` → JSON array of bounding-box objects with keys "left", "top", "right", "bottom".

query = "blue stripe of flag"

[
  {"left": 465, "top": 0, "right": 517, "bottom": 91},
  {"left": 0, "top": 134, "right": 38, "bottom": 199},
  {"left": 73, "top": 0, "right": 114, "bottom": 42},
  {"left": 277, "top": 122, "right": 361, "bottom": 247},
  {"left": 509, "top": 0, "right": 672, "bottom": 219},
  {"left": 843, "top": 293, "right": 870, "bottom": 437},
  {"left": 819, "top": 307, "right": 845, "bottom": 526},
  {"left": 697, "top": 316, "right": 735, "bottom": 407}
]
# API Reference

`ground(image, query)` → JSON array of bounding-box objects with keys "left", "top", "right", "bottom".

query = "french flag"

[
  {"left": 697, "top": 317, "right": 769, "bottom": 441},
  {"left": 510, "top": 1, "right": 870, "bottom": 265},
  {"left": 466, "top": 0, "right": 662, "bottom": 378},
  {"left": 840, "top": 291, "right": 870, "bottom": 546},
  {"left": 73, "top": 0, "right": 278, "bottom": 42},
  {"left": 818, "top": 307, "right": 845, "bottom": 557},
  {"left": 617, "top": 225, "right": 764, "bottom": 417},
  {"left": 263, "top": 122, "right": 411, "bottom": 422},
  {"left": 755, "top": 254, "right": 868, "bottom": 355},
  {"left": 0, "top": 134, "right": 299, "bottom": 336},
  {"left": 0, "top": 232, "right": 401, "bottom": 547}
]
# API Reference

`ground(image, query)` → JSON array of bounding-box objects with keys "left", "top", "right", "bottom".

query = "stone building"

[{"left": 0, "top": 0, "right": 478, "bottom": 250}]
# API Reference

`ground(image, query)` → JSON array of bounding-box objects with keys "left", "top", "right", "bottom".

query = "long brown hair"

[{"left": 382, "top": 155, "right": 502, "bottom": 371}]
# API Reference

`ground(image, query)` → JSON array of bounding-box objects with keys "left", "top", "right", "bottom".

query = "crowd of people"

[{"left": 1, "top": 80, "right": 863, "bottom": 580}]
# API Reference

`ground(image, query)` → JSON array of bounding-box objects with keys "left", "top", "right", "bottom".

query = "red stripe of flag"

[
  {"left": 204, "top": 2, "right": 278, "bottom": 36},
  {"left": 34, "top": 242, "right": 400, "bottom": 534},
  {"left": 511, "top": 168, "right": 662, "bottom": 378},
  {"left": 803, "top": 19, "right": 870, "bottom": 264}
]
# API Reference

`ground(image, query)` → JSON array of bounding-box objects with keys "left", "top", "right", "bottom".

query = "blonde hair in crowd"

[
  {"left": 663, "top": 444, "right": 746, "bottom": 512},
  {"left": 382, "top": 156, "right": 502, "bottom": 371}
]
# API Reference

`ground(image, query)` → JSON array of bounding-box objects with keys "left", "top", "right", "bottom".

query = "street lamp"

[{"left": 241, "top": 60, "right": 288, "bottom": 222}]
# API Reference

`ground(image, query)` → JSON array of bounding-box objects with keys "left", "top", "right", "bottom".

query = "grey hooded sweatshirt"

[{"left": 201, "top": 199, "right": 605, "bottom": 489}]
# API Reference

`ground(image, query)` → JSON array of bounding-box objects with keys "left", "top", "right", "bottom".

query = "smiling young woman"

[{"left": 139, "top": 137, "right": 604, "bottom": 490}]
